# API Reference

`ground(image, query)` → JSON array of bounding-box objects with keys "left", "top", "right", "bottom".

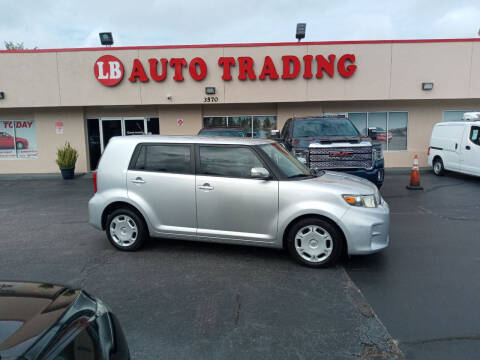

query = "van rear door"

[{"left": 461, "top": 124, "right": 480, "bottom": 176}]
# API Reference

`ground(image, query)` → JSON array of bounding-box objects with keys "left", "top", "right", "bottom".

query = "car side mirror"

[
  {"left": 269, "top": 129, "right": 281, "bottom": 141},
  {"left": 368, "top": 127, "right": 377, "bottom": 140},
  {"left": 251, "top": 167, "right": 270, "bottom": 179}
]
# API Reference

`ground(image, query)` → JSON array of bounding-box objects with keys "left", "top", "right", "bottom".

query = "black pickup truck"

[{"left": 273, "top": 115, "right": 384, "bottom": 187}]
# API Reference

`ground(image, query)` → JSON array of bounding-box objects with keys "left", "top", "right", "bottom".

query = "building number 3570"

[{"left": 203, "top": 96, "right": 219, "bottom": 103}]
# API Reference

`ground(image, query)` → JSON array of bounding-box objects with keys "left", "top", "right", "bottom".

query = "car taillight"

[
  {"left": 93, "top": 171, "right": 97, "bottom": 194},
  {"left": 427, "top": 146, "right": 431, "bottom": 156}
]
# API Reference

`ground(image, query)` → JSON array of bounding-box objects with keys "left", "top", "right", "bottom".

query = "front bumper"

[
  {"left": 342, "top": 160, "right": 385, "bottom": 186},
  {"left": 340, "top": 199, "right": 390, "bottom": 255}
]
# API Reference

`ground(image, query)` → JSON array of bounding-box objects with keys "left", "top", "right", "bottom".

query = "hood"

[
  {"left": 292, "top": 136, "right": 365, "bottom": 149},
  {"left": 0, "top": 281, "right": 80, "bottom": 360},
  {"left": 305, "top": 171, "right": 379, "bottom": 195}
]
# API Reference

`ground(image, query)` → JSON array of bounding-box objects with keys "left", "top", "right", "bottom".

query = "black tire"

[
  {"left": 106, "top": 208, "right": 147, "bottom": 251},
  {"left": 433, "top": 157, "right": 444, "bottom": 176},
  {"left": 16, "top": 142, "right": 24, "bottom": 149},
  {"left": 286, "top": 217, "right": 344, "bottom": 268}
]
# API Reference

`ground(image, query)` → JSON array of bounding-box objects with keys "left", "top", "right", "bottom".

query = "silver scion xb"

[{"left": 88, "top": 136, "right": 389, "bottom": 267}]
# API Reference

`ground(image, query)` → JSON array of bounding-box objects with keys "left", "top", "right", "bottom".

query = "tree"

[{"left": 4, "top": 41, "right": 24, "bottom": 50}]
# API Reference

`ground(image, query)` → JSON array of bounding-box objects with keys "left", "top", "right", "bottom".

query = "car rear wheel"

[
  {"left": 286, "top": 217, "right": 343, "bottom": 268},
  {"left": 433, "top": 157, "right": 444, "bottom": 176},
  {"left": 16, "top": 142, "right": 24, "bottom": 149},
  {"left": 106, "top": 208, "right": 147, "bottom": 251}
]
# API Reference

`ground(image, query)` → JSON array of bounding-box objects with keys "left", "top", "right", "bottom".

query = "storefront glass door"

[
  {"left": 124, "top": 118, "right": 146, "bottom": 136},
  {"left": 88, "top": 117, "right": 160, "bottom": 170},
  {"left": 100, "top": 119, "right": 122, "bottom": 152}
]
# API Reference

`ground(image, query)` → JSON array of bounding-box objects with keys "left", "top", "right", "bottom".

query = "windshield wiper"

[{"left": 288, "top": 173, "right": 312, "bottom": 179}]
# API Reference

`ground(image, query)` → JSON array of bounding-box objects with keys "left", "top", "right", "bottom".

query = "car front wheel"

[
  {"left": 16, "top": 142, "right": 25, "bottom": 149},
  {"left": 286, "top": 217, "right": 343, "bottom": 268},
  {"left": 106, "top": 208, "right": 147, "bottom": 251}
]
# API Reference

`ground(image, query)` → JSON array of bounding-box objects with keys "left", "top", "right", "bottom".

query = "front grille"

[{"left": 309, "top": 146, "right": 373, "bottom": 170}]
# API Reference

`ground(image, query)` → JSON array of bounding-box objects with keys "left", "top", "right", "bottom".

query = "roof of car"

[
  {"left": 110, "top": 135, "right": 275, "bottom": 146},
  {"left": 0, "top": 281, "right": 81, "bottom": 358}
]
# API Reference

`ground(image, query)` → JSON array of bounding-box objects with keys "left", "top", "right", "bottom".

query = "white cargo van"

[{"left": 428, "top": 116, "right": 480, "bottom": 177}]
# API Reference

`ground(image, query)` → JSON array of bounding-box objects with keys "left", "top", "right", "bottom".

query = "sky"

[{"left": 1, "top": 0, "right": 480, "bottom": 49}]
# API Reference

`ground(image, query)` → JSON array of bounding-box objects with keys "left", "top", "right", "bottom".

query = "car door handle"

[
  {"left": 466, "top": 145, "right": 471, "bottom": 150},
  {"left": 198, "top": 183, "right": 214, "bottom": 191},
  {"left": 130, "top": 177, "right": 145, "bottom": 184}
]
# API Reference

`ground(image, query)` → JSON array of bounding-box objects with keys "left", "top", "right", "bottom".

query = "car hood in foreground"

[{"left": 0, "top": 281, "right": 80, "bottom": 360}]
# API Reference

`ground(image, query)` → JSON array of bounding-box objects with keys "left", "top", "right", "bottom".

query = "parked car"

[
  {"left": 198, "top": 127, "right": 246, "bottom": 137},
  {"left": 274, "top": 116, "right": 384, "bottom": 188},
  {"left": 0, "top": 131, "right": 29, "bottom": 149},
  {"left": 428, "top": 120, "right": 480, "bottom": 176},
  {"left": 363, "top": 127, "right": 393, "bottom": 143},
  {"left": 0, "top": 281, "right": 129, "bottom": 359},
  {"left": 88, "top": 136, "right": 389, "bottom": 267}
]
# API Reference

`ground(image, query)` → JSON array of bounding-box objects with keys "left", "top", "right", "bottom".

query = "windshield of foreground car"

[
  {"left": 293, "top": 118, "right": 360, "bottom": 138},
  {"left": 259, "top": 143, "right": 312, "bottom": 178}
]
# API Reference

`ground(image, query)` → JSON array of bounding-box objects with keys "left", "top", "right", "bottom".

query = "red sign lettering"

[
  {"left": 218, "top": 57, "right": 236, "bottom": 80},
  {"left": 94, "top": 55, "right": 124, "bottom": 86},
  {"left": 95, "top": 53, "right": 357, "bottom": 84}
]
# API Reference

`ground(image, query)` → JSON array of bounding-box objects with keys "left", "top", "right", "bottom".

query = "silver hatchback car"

[{"left": 88, "top": 136, "right": 389, "bottom": 267}]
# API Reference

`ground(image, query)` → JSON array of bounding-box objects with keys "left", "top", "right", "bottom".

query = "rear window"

[{"left": 132, "top": 144, "right": 192, "bottom": 174}]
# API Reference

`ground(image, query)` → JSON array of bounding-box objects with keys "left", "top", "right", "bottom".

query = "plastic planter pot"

[{"left": 60, "top": 167, "right": 75, "bottom": 180}]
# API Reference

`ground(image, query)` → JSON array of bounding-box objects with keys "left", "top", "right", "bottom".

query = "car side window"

[
  {"left": 132, "top": 144, "right": 192, "bottom": 174},
  {"left": 199, "top": 146, "right": 264, "bottom": 178},
  {"left": 470, "top": 126, "right": 480, "bottom": 146},
  {"left": 52, "top": 327, "right": 97, "bottom": 360}
]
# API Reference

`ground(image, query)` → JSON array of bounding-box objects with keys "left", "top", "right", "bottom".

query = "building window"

[
  {"left": 0, "top": 120, "right": 38, "bottom": 159},
  {"left": 202, "top": 115, "right": 277, "bottom": 138},
  {"left": 348, "top": 112, "right": 408, "bottom": 151},
  {"left": 443, "top": 110, "right": 480, "bottom": 122}
]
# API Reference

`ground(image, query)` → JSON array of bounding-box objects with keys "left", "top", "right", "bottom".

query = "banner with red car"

[{"left": 0, "top": 120, "right": 38, "bottom": 159}]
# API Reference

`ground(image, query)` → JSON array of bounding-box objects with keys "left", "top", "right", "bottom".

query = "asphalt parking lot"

[{"left": 0, "top": 170, "right": 479, "bottom": 359}]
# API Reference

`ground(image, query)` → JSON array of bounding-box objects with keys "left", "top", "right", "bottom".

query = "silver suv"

[{"left": 88, "top": 136, "right": 389, "bottom": 267}]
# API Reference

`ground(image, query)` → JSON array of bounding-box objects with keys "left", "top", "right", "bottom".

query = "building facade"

[{"left": 1, "top": 38, "right": 479, "bottom": 174}]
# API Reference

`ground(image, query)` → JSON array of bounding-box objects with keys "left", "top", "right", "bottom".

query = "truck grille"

[{"left": 309, "top": 146, "right": 373, "bottom": 170}]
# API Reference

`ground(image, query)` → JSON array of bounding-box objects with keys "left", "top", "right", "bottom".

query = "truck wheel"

[
  {"left": 286, "top": 217, "right": 343, "bottom": 268},
  {"left": 433, "top": 158, "right": 444, "bottom": 176},
  {"left": 106, "top": 208, "right": 147, "bottom": 251}
]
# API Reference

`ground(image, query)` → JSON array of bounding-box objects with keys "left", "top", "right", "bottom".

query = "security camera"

[{"left": 166, "top": 94, "right": 172, "bottom": 100}]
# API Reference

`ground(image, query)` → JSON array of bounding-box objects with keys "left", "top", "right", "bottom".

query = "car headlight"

[
  {"left": 342, "top": 194, "right": 379, "bottom": 208},
  {"left": 372, "top": 145, "right": 383, "bottom": 161},
  {"left": 293, "top": 149, "right": 308, "bottom": 164}
]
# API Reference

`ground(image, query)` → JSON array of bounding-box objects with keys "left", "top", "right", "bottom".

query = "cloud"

[{"left": 0, "top": 0, "right": 479, "bottom": 49}]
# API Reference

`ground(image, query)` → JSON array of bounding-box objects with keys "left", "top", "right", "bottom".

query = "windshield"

[
  {"left": 259, "top": 143, "right": 312, "bottom": 178},
  {"left": 199, "top": 130, "right": 245, "bottom": 137},
  {"left": 292, "top": 118, "right": 359, "bottom": 138}
]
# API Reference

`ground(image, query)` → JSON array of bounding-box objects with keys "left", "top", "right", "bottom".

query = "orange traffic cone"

[{"left": 406, "top": 154, "right": 423, "bottom": 190}]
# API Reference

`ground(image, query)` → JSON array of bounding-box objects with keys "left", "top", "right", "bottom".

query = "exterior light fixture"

[
  {"left": 422, "top": 82, "right": 434, "bottom": 91},
  {"left": 0, "top": 92, "right": 4, "bottom": 100},
  {"left": 99, "top": 32, "right": 114, "bottom": 46},
  {"left": 205, "top": 87, "right": 216, "bottom": 95},
  {"left": 296, "top": 23, "right": 306, "bottom": 42}
]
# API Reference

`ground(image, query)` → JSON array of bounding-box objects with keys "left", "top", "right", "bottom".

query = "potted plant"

[{"left": 56, "top": 142, "right": 78, "bottom": 180}]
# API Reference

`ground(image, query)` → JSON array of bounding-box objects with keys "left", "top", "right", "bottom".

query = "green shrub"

[{"left": 56, "top": 142, "right": 78, "bottom": 169}]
